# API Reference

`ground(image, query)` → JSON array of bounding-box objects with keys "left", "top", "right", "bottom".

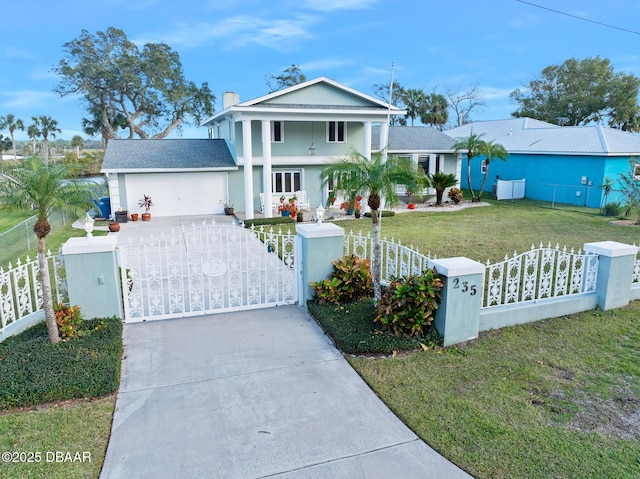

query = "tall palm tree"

[
  {"left": 30, "top": 116, "right": 62, "bottom": 164},
  {"left": 420, "top": 92, "right": 449, "bottom": 130},
  {"left": 400, "top": 88, "right": 426, "bottom": 127},
  {"left": 70, "top": 135, "right": 84, "bottom": 158},
  {"left": 477, "top": 140, "right": 508, "bottom": 199},
  {"left": 452, "top": 133, "right": 486, "bottom": 201},
  {"left": 0, "top": 114, "right": 25, "bottom": 159},
  {"left": 0, "top": 135, "right": 12, "bottom": 173},
  {"left": 428, "top": 171, "right": 458, "bottom": 205},
  {"left": 320, "top": 151, "right": 423, "bottom": 300},
  {"left": 0, "top": 157, "right": 97, "bottom": 343},
  {"left": 27, "top": 124, "right": 40, "bottom": 155}
]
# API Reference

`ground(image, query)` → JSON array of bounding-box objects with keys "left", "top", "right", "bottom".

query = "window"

[
  {"left": 272, "top": 170, "right": 302, "bottom": 194},
  {"left": 271, "top": 121, "right": 284, "bottom": 143},
  {"left": 481, "top": 160, "right": 488, "bottom": 174},
  {"left": 435, "top": 155, "right": 441, "bottom": 173},
  {"left": 634, "top": 163, "right": 640, "bottom": 179},
  {"left": 327, "top": 121, "right": 346, "bottom": 142}
]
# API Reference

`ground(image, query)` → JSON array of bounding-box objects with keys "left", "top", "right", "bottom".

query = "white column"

[
  {"left": 379, "top": 122, "right": 389, "bottom": 162},
  {"left": 242, "top": 120, "right": 254, "bottom": 220},
  {"left": 455, "top": 153, "right": 462, "bottom": 188},
  {"left": 429, "top": 154, "right": 436, "bottom": 175},
  {"left": 363, "top": 121, "right": 372, "bottom": 160},
  {"left": 261, "top": 120, "right": 273, "bottom": 218}
]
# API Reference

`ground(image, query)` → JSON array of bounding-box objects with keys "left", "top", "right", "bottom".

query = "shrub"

[
  {"left": 54, "top": 303, "right": 83, "bottom": 339},
  {"left": 374, "top": 269, "right": 443, "bottom": 337},
  {"left": 308, "top": 299, "right": 442, "bottom": 354},
  {"left": 310, "top": 254, "right": 373, "bottom": 304},
  {"left": 243, "top": 216, "right": 295, "bottom": 228},
  {"left": 448, "top": 187, "right": 463, "bottom": 204},
  {"left": 603, "top": 202, "right": 622, "bottom": 217},
  {"left": 0, "top": 317, "right": 122, "bottom": 410},
  {"left": 364, "top": 210, "right": 395, "bottom": 218}
]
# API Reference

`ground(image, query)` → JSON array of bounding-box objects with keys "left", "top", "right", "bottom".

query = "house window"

[
  {"left": 271, "top": 121, "right": 284, "bottom": 143},
  {"left": 327, "top": 121, "right": 346, "bottom": 143},
  {"left": 272, "top": 170, "right": 302, "bottom": 194},
  {"left": 634, "top": 163, "right": 640, "bottom": 179},
  {"left": 435, "top": 155, "right": 441, "bottom": 173},
  {"left": 481, "top": 160, "right": 488, "bottom": 174}
]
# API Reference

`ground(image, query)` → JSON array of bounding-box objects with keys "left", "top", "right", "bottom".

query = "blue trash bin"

[{"left": 93, "top": 197, "right": 111, "bottom": 219}]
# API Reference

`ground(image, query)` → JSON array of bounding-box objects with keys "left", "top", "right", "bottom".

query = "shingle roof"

[
  {"left": 445, "top": 118, "right": 640, "bottom": 156},
  {"left": 101, "top": 139, "right": 236, "bottom": 171},
  {"left": 372, "top": 126, "right": 456, "bottom": 152}
]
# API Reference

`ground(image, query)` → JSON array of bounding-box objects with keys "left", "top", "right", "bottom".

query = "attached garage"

[
  {"left": 124, "top": 172, "right": 227, "bottom": 216},
  {"left": 101, "top": 139, "right": 237, "bottom": 218}
]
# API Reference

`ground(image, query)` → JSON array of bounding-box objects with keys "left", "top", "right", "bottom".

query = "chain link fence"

[{"left": 0, "top": 211, "right": 68, "bottom": 267}]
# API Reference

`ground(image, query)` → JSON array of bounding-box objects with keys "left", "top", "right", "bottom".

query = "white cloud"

[
  {"left": 135, "top": 14, "right": 318, "bottom": 50},
  {"left": 0, "top": 90, "right": 57, "bottom": 109},
  {"left": 301, "top": 0, "right": 377, "bottom": 11}
]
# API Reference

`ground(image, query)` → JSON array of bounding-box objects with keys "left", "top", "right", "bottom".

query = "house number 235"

[{"left": 452, "top": 278, "right": 477, "bottom": 296}]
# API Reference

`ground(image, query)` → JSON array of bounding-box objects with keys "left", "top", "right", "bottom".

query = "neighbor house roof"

[
  {"left": 372, "top": 126, "right": 456, "bottom": 152},
  {"left": 101, "top": 139, "right": 236, "bottom": 172},
  {"left": 446, "top": 118, "right": 640, "bottom": 156}
]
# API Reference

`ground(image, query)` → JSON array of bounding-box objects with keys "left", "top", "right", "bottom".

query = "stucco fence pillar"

[
  {"left": 296, "top": 223, "right": 345, "bottom": 306},
  {"left": 61, "top": 236, "right": 124, "bottom": 320}
]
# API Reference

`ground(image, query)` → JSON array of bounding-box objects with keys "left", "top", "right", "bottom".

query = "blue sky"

[{"left": 1, "top": 0, "right": 639, "bottom": 140}]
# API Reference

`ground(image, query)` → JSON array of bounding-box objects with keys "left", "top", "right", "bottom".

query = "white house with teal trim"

[
  {"left": 447, "top": 118, "right": 640, "bottom": 208},
  {"left": 102, "top": 77, "right": 458, "bottom": 218}
]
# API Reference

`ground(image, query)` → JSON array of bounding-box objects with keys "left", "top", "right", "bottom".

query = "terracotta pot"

[
  {"left": 131, "top": 213, "right": 139, "bottom": 221},
  {"left": 407, "top": 203, "right": 416, "bottom": 210},
  {"left": 142, "top": 213, "right": 151, "bottom": 221},
  {"left": 108, "top": 222, "right": 120, "bottom": 232}
]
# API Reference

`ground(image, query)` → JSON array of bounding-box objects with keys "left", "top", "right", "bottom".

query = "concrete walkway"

[{"left": 100, "top": 306, "right": 473, "bottom": 478}]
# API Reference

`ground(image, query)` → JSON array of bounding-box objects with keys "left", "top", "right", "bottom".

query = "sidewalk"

[{"left": 100, "top": 306, "right": 473, "bottom": 478}]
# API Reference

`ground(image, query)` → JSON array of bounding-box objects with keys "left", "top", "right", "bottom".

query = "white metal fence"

[
  {"left": 482, "top": 243, "right": 599, "bottom": 308},
  {"left": 0, "top": 252, "right": 67, "bottom": 334},
  {"left": 634, "top": 253, "right": 640, "bottom": 284},
  {"left": 344, "top": 231, "right": 434, "bottom": 282},
  {"left": 119, "top": 222, "right": 297, "bottom": 322}
]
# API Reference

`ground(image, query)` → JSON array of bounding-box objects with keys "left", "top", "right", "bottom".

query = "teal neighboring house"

[
  {"left": 102, "top": 77, "right": 458, "bottom": 218},
  {"left": 447, "top": 118, "right": 640, "bottom": 208}
]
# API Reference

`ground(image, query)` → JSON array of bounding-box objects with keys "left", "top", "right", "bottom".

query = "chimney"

[{"left": 223, "top": 91, "right": 240, "bottom": 109}]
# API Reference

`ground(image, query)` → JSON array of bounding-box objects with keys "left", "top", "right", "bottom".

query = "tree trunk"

[
  {"left": 436, "top": 188, "right": 444, "bottom": 205},
  {"left": 38, "top": 236, "right": 60, "bottom": 344},
  {"left": 371, "top": 209, "right": 382, "bottom": 301},
  {"left": 466, "top": 155, "right": 476, "bottom": 200}
]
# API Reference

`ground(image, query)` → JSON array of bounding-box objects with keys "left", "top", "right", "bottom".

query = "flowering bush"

[
  {"left": 340, "top": 195, "right": 362, "bottom": 214},
  {"left": 278, "top": 198, "right": 298, "bottom": 218},
  {"left": 54, "top": 303, "right": 84, "bottom": 340}
]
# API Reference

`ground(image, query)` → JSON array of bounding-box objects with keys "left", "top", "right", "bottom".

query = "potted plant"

[
  {"left": 406, "top": 188, "right": 416, "bottom": 209},
  {"left": 220, "top": 199, "right": 234, "bottom": 215},
  {"left": 131, "top": 213, "right": 139, "bottom": 221},
  {"left": 354, "top": 208, "right": 361, "bottom": 218},
  {"left": 138, "top": 194, "right": 153, "bottom": 221},
  {"left": 278, "top": 198, "right": 298, "bottom": 218},
  {"left": 108, "top": 222, "right": 120, "bottom": 232},
  {"left": 297, "top": 211, "right": 304, "bottom": 223}
]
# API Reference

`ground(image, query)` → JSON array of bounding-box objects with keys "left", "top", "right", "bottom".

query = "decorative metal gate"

[{"left": 119, "top": 222, "right": 297, "bottom": 322}]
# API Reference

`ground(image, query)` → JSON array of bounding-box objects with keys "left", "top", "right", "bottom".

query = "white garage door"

[{"left": 125, "top": 172, "right": 227, "bottom": 217}]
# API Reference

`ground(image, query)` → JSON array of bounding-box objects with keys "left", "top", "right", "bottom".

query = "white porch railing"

[
  {"left": 0, "top": 252, "right": 67, "bottom": 334},
  {"left": 483, "top": 243, "right": 599, "bottom": 308},
  {"left": 633, "top": 254, "right": 640, "bottom": 284},
  {"left": 344, "top": 231, "right": 434, "bottom": 282}
]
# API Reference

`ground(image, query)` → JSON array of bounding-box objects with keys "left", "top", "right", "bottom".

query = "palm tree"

[
  {"left": 452, "top": 133, "right": 486, "bottom": 201},
  {"left": 30, "top": 116, "right": 62, "bottom": 164},
  {"left": 0, "top": 157, "right": 97, "bottom": 343},
  {"left": 420, "top": 92, "right": 449, "bottom": 130},
  {"left": 71, "top": 135, "right": 84, "bottom": 158},
  {"left": 600, "top": 176, "right": 614, "bottom": 214},
  {"left": 477, "top": 140, "right": 509, "bottom": 199},
  {"left": 0, "top": 135, "right": 12, "bottom": 173},
  {"left": 400, "top": 88, "right": 426, "bottom": 127},
  {"left": 428, "top": 171, "right": 458, "bottom": 205},
  {"left": 27, "top": 124, "right": 40, "bottom": 155},
  {"left": 320, "top": 151, "right": 423, "bottom": 300},
  {"left": 0, "top": 114, "right": 25, "bottom": 159}
]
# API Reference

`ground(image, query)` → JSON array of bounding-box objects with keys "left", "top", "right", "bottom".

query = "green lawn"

[{"left": 0, "top": 210, "right": 34, "bottom": 232}]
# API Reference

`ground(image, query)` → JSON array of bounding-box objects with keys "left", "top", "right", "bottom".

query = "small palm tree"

[
  {"left": 0, "top": 114, "right": 25, "bottom": 159},
  {"left": 30, "top": 115, "right": 62, "bottom": 164},
  {"left": 477, "top": 140, "right": 509, "bottom": 199},
  {"left": 428, "top": 171, "right": 458, "bottom": 205},
  {"left": 0, "top": 157, "right": 97, "bottom": 343},
  {"left": 320, "top": 151, "right": 423, "bottom": 300},
  {"left": 0, "top": 135, "right": 12, "bottom": 172},
  {"left": 452, "top": 133, "right": 486, "bottom": 201},
  {"left": 600, "top": 176, "right": 614, "bottom": 214}
]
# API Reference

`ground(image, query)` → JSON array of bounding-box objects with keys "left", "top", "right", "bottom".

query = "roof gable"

[{"left": 243, "top": 77, "right": 396, "bottom": 110}]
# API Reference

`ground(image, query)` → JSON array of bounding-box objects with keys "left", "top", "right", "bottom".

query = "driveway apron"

[{"left": 100, "top": 306, "right": 472, "bottom": 478}]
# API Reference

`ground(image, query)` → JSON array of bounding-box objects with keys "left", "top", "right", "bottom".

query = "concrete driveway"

[{"left": 100, "top": 306, "right": 472, "bottom": 478}]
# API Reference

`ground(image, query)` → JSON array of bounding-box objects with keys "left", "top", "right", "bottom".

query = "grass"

[
  {"left": 0, "top": 318, "right": 122, "bottom": 478},
  {"left": 348, "top": 304, "right": 640, "bottom": 479},
  {"left": 0, "top": 210, "right": 34, "bottom": 232},
  {"left": 311, "top": 198, "right": 640, "bottom": 479}
]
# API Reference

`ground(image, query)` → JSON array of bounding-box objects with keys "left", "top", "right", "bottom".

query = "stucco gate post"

[
  {"left": 296, "top": 223, "right": 345, "bottom": 306},
  {"left": 61, "top": 236, "right": 123, "bottom": 320},
  {"left": 428, "top": 257, "right": 485, "bottom": 347}
]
